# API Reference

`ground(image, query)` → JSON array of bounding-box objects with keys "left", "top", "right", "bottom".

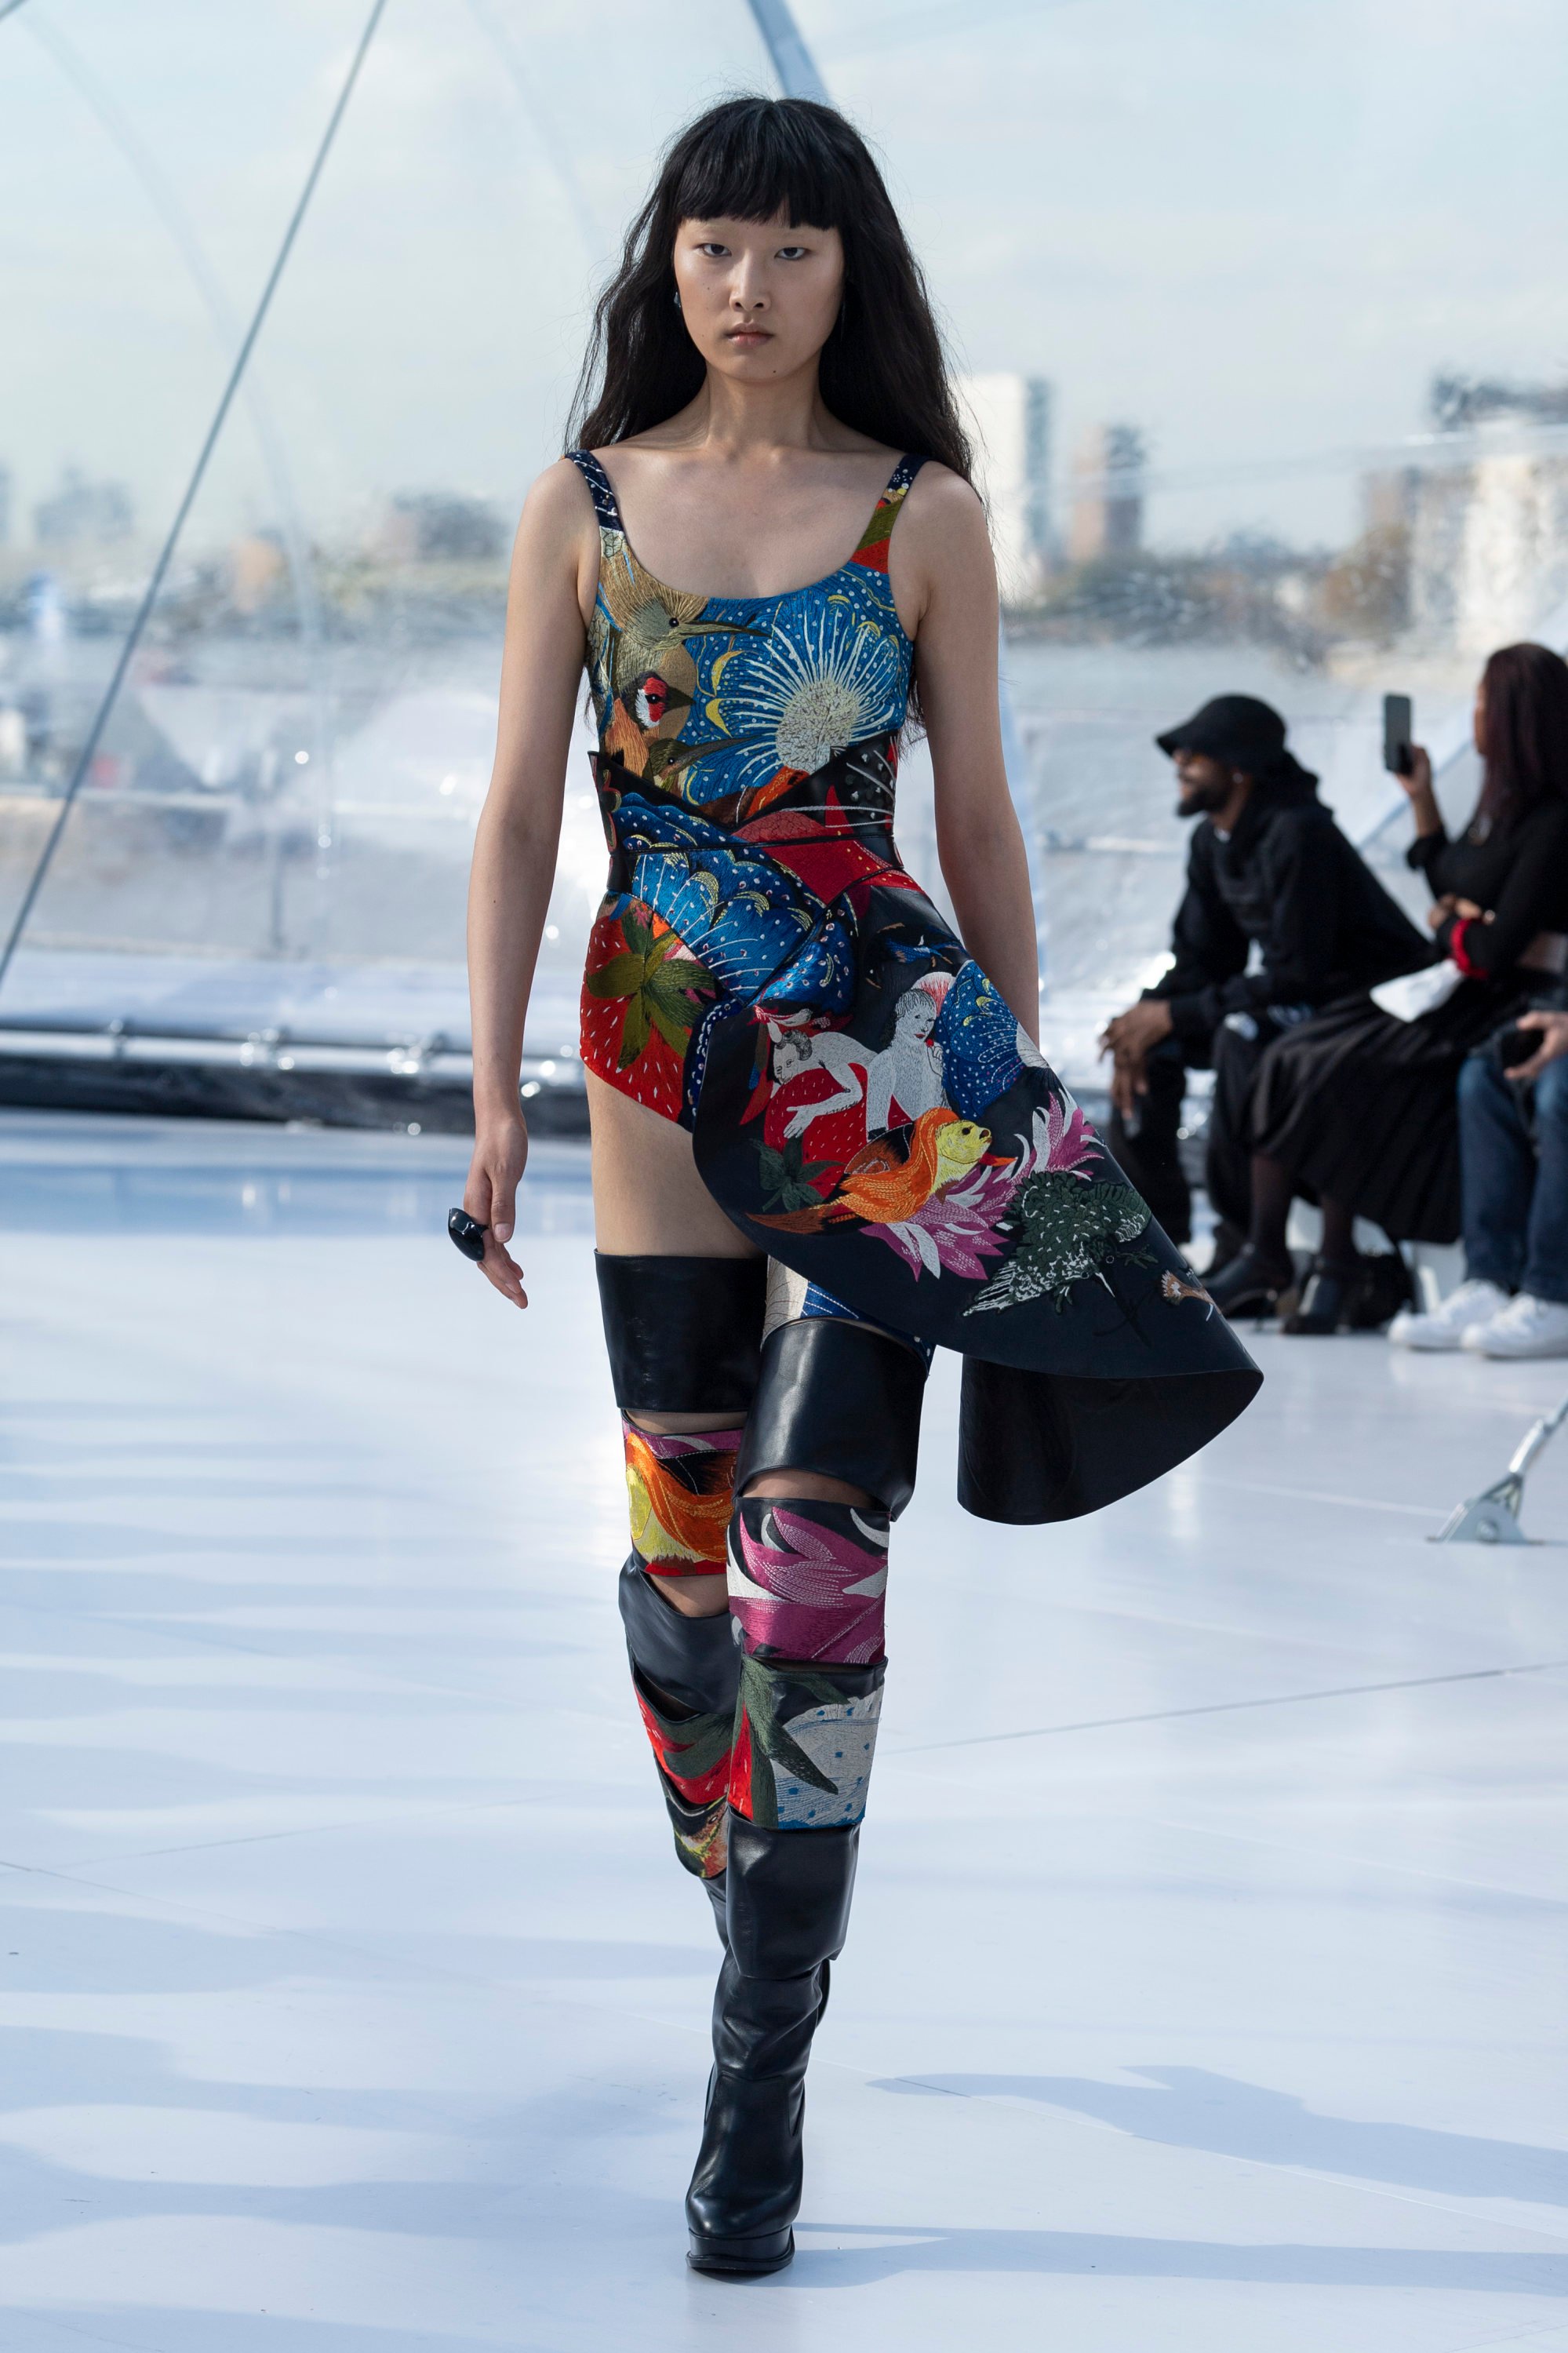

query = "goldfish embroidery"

[{"left": 756, "top": 1108, "right": 991, "bottom": 1233}]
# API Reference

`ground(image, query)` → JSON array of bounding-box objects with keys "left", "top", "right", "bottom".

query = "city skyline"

[{"left": 2, "top": 0, "right": 1566, "bottom": 559}]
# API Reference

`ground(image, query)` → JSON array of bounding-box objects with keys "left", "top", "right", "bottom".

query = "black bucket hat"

[{"left": 1156, "top": 694, "right": 1289, "bottom": 772}]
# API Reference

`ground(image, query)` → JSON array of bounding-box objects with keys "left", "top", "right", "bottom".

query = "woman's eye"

[
  {"left": 697, "top": 242, "right": 729, "bottom": 257},
  {"left": 777, "top": 246, "right": 807, "bottom": 260}
]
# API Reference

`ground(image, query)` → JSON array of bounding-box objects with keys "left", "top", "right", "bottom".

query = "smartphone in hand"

[{"left": 1382, "top": 693, "right": 1413, "bottom": 777}]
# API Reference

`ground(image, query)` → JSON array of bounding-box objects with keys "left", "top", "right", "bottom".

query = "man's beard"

[{"left": 1177, "top": 781, "right": 1228, "bottom": 818}]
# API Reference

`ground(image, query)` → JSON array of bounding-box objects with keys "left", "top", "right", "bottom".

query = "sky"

[{"left": 2, "top": 0, "right": 1567, "bottom": 556}]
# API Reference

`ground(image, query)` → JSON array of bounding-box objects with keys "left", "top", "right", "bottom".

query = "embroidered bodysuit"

[{"left": 567, "top": 448, "right": 1259, "bottom": 1521}]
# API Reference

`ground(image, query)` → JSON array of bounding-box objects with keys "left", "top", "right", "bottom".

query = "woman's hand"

[
  {"left": 1399, "top": 744, "right": 1442, "bottom": 837},
  {"left": 1427, "top": 895, "right": 1487, "bottom": 934},
  {"left": 1396, "top": 744, "right": 1433, "bottom": 801},
  {"left": 464, "top": 1113, "right": 530, "bottom": 1308}
]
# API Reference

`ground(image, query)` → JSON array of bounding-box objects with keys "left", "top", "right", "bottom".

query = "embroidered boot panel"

[{"left": 726, "top": 1496, "right": 890, "bottom": 1831}]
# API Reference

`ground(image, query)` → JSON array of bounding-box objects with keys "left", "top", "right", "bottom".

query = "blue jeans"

[{"left": 1459, "top": 1050, "right": 1568, "bottom": 1305}]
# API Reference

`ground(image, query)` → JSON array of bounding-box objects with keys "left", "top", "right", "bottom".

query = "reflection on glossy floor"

[{"left": 2, "top": 1111, "right": 1566, "bottom": 2351}]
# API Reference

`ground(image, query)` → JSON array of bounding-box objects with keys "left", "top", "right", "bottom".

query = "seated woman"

[
  {"left": 1209, "top": 641, "right": 1568, "bottom": 1332},
  {"left": 1389, "top": 1007, "right": 1568, "bottom": 1357}
]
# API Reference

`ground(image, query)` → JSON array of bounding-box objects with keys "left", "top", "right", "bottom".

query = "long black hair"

[
  {"left": 1477, "top": 642, "right": 1568, "bottom": 825},
  {"left": 568, "top": 96, "right": 973, "bottom": 482}
]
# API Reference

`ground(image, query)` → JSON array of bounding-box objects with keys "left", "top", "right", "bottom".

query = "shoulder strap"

[
  {"left": 566, "top": 448, "right": 624, "bottom": 534},
  {"left": 850, "top": 454, "right": 927, "bottom": 573}
]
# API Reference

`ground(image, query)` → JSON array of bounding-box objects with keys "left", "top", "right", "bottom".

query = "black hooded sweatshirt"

[{"left": 1146, "top": 767, "right": 1429, "bottom": 1048}]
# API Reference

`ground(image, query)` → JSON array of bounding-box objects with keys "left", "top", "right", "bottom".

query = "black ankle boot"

[
  {"left": 686, "top": 1816, "right": 858, "bottom": 2278},
  {"left": 1206, "top": 1246, "right": 1293, "bottom": 1320},
  {"left": 1282, "top": 1254, "right": 1370, "bottom": 1334},
  {"left": 1283, "top": 1251, "right": 1414, "bottom": 1335}
]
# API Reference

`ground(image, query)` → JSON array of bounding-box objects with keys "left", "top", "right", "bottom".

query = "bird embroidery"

[
  {"left": 965, "top": 1169, "right": 1152, "bottom": 1315},
  {"left": 755, "top": 1107, "right": 991, "bottom": 1233},
  {"left": 624, "top": 1426, "right": 737, "bottom": 1570}
]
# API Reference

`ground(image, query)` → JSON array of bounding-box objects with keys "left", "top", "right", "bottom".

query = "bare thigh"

[
  {"left": 588, "top": 1071, "right": 759, "bottom": 1259},
  {"left": 589, "top": 1076, "right": 868, "bottom": 1621}
]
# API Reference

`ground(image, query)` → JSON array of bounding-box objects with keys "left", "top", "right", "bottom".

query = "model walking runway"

[{"left": 457, "top": 92, "right": 1259, "bottom": 2277}]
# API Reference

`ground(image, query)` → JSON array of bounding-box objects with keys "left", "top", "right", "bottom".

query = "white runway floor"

[{"left": 2, "top": 1110, "right": 1566, "bottom": 2352}]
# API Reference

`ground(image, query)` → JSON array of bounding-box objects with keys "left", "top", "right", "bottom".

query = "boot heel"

[{"left": 688, "top": 2224, "right": 795, "bottom": 2277}]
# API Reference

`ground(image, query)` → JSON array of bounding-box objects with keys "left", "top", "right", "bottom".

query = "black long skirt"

[{"left": 1248, "top": 981, "right": 1523, "bottom": 1244}]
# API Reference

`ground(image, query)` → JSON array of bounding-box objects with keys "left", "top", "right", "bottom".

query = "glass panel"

[{"left": 3, "top": 1, "right": 1565, "bottom": 1131}]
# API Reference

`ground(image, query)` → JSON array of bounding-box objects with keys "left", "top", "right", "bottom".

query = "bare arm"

[
  {"left": 897, "top": 469, "right": 1040, "bottom": 1043},
  {"left": 463, "top": 461, "right": 596, "bottom": 1306}
]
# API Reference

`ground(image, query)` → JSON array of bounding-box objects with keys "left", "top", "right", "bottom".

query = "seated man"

[
  {"left": 1390, "top": 1009, "right": 1568, "bottom": 1358},
  {"left": 1100, "top": 694, "right": 1428, "bottom": 1253}
]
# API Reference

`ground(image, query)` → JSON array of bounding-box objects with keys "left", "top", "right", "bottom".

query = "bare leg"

[{"left": 588, "top": 1071, "right": 759, "bottom": 1258}]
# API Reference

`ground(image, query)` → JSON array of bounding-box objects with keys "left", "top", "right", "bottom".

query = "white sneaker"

[
  {"left": 1388, "top": 1278, "right": 1508, "bottom": 1351},
  {"left": 1463, "top": 1294, "right": 1568, "bottom": 1359}
]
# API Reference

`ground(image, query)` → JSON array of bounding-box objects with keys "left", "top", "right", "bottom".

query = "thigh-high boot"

[
  {"left": 597, "top": 1255, "right": 766, "bottom": 1943},
  {"left": 685, "top": 1298, "right": 926, "bottom": 2276}
]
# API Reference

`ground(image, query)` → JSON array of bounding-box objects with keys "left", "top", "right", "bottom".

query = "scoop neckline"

[{"left": 584, "top": 449, "right": 913, "bottom": 617}]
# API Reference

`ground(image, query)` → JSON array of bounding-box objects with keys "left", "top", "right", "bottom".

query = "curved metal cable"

[
  {"left": 19, "top": 11, "right": 327, "bottom": 693},
  {"left": 0, "top": 0, "right": 391, "bottom": 999}
]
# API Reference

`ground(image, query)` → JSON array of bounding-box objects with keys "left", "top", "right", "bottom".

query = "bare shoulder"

[
  {"left": 893, "top": 462, "right": 995, "bottom": 628},
  {"left": 510, "top": 456, "right": 598, "bottom": 603},
  {"left": 899, "top": 461, "right": 991, "bottom": 563},
  {"left": 518, "top": 453, "right": 597, "bottom": 542}
]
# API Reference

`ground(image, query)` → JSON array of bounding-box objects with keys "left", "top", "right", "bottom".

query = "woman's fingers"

[
  {"left": 481, "top": 1229, "right": 529, "bottom": 1308},
  {"left": 1401, "top": 745, "right": 1433, "bottom": 797},
  {"left": 460, "top": 1120, "right": 529, "bottom": 1305}
]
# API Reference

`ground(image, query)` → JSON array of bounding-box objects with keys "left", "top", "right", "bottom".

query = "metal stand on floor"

[{"left": 1432, "top": 1393, "right": 1568, "bottom": 1544}]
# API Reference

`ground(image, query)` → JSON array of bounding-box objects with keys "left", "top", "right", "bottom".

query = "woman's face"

[
  {"left": 671, "top": 210, "right": 845, "bottom": 387},
  {"left": 1473, "top": 676, "right": 1488, "bottom": 758}
]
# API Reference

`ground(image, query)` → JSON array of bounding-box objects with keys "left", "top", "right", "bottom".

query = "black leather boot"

[
  {"left": 619, "top": 1565, "right": 739, "bottom": 1901},
  {"left": 686, "top": 1815, "right": 858, "bottom": 2278}
]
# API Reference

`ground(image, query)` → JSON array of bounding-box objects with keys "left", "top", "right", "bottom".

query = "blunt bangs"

[{"left": 669, "top": 101, "right": 850, "bottom": 234}]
